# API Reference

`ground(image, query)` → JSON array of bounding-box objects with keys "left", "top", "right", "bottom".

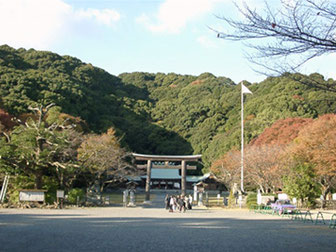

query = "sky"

[{"left": 0, "top": 0, "right": 335, "bottom": 84}]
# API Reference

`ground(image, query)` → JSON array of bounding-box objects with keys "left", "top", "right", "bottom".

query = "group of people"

[{"left": 165, "top": 194, "right": 193, "bottom": 212}]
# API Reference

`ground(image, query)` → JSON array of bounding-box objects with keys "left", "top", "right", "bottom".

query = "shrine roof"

[{"left": 132, "top": 153, "right": 202, "bottom": 161}]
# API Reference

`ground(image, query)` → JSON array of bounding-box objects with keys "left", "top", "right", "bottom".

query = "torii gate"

[{"left": 132, "top": 153, "right": 202, "bottom": 202}]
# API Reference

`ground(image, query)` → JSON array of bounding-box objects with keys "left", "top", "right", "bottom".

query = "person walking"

[
  {"left": 165, "top": 194, "right": 170, "bottom": 210},
  {"left": 177, "top": 195, "right": 185, "bottom": 213},
  {"left": 169, "top": 195, "right": 175, "bottom": 212},
  {"left": 188, "top": 195, "right": 193, "bottom": 210}
]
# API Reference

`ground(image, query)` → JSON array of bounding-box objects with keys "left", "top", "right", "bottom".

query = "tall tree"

[
  {"left": 283, "top": 162, "right": 320, "bottom": 207},
  {"left": 0, "top": 104, "right": 82, "bottom": 189},
  {"left": 77, "top": 128, "right": 137, "bottom": 194},
  {"left": 250, "top": 117, "right": 313, "bottom": 146},
  {"left": 244, "top": 145, "right": 285, "bottom": 193},
  {"left": 216, "top": 0, "right": 336, "bottom": 91},
  {"left": 290, "top": 114, "right": 336, "bottom": 206},
  {"left": 210, "top": 150, "right": 241, "bottom": 191}
]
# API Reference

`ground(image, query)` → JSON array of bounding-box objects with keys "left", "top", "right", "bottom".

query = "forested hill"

[{"left": 1, "top": 45, "right": 336, "bottom": 168}]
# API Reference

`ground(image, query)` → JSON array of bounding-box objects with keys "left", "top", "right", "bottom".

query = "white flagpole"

[
  {"left": 241, "top": 84, "right": 244, "bottom": 193},
  {"left": 240, "top": 83, "right": 252, "bottom": 193}
]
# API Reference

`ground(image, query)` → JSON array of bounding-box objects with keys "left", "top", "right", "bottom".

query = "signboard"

[
  {"left": 278, "top": 193, "right": 288, "bottom": 200},
  {"left": 19, "top": 191, "right": 45, "bottom": 202},
  {"left": 57, "top": 190, "right": 64, "bottom": 198},
  {"left": 257, "top": 191, "right": 262, "bottom": 205}
]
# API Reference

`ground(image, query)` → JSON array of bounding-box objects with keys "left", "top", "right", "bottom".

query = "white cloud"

[
  {"left": 76, "top": 8, "right": 121, "bottom": 27},
  {"left": 135, "top": 14, "right": 151, "bottom": 28},
  {"left": 0, "top": 0, "right": 121, "bottom": 49},
  {"left": 0, "top": 0, "right": 71, "bottom": 49},
  {"left": 197, "top": 35, "right": 218, "bottom": 48},
  {"left": 137, "top": 0, "right": 228, "bottom": 34}
]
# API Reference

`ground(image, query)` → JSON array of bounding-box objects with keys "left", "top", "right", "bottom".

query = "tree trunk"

[
  {"left": 259, "top": 185, "right": 265, "bottom": 194},
  {"left": 35, "top": 173, "right": 43, "bottom": 189},
  {"left": 272, "top": 186, "right": 276, "bottom": 194},
  {"left": 321, "top": 186, "right": 330, "bottom": 209}
]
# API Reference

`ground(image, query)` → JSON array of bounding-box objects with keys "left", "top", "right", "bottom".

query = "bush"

[
  {"left": 67, "top": 188, "right": 85, "bottom": 204},
  {"left": 228, "top": 190, "right": 236, "bottom": 207},
  {"left": 42, "top": 177, "right": 58, "bottom": 204},
  {"left": 246, "top": 193, "right": 257, "bottom": 209},
  {"left": 7, "top": 175, "right": 35, "bottom": 203}
]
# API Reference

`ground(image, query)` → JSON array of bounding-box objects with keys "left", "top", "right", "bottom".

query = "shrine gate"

[{"left": 132, "top": 153, "right": 202, "bottom": 201}]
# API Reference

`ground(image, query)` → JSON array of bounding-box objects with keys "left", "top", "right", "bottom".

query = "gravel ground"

[{"left": 0, "top": 205, "right": 335, "bottom": 252}]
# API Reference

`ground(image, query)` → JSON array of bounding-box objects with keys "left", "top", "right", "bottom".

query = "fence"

[{"left": 250, "top": 204, "right": 336, "bottom": 230}]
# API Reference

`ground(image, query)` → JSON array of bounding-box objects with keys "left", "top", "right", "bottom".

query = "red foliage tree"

[
  {"left": 210, "top": 150, "right": 241, "bottom": 190},
  {"left": 290, "top": 114, "right": 336, "bottom": 204},
  {"left": 0, "top": 109, "right": 16, "bottom": 131},
  {"left": 251, "top": 117, "right": 313, "bottom": 146},
  {"left": 244, "top": 145, "right": 286, "bottom": 193}
]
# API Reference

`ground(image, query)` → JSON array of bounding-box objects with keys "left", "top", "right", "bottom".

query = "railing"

[
  {"left": 250, "top": 205, "right": 336, "bottom": 230},
  {"left": 329, "top": 214, "right": 336, "bottom": 229}
]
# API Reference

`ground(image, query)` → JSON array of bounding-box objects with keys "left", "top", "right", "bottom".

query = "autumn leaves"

[{"left": 211, "top": 115, "right": 336, "bottom": 206}]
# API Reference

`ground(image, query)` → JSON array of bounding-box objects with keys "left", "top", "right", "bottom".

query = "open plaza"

[{"left": 1, "top": 192, "right": 335, "bottom": 252}]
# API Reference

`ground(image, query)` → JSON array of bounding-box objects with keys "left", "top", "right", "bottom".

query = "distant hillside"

[{"left": 1, "top": 45, "right": 336, "bottom": 169}]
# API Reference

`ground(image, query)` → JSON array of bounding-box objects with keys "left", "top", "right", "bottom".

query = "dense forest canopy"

[{"left": 1, "top": 44, "right": 336, "bottom": 172}]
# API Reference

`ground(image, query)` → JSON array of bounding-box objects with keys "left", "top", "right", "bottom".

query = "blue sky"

[{"left": 0, "top": 0, "right": 334, "bottom": 83}]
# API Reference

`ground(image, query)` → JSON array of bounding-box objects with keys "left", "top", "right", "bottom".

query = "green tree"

[
  {"left": 283, "top": 162, "right": 320, "bottom": 208},
  {"left": 2, "top": 45, "right": 336, "bottom": 174},
  {"left": 289, "top": 114, "right": 336, "bottom": 206},
  {"left": 0, "top": 104, "right": 82, "bottom": 189}
]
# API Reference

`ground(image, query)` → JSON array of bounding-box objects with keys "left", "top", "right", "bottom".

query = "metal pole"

[
  {"left": 181, "top": 160, "right": 186, "bottom": 197},
  {"left": 0, "top": 175, "right": 9, "bottom": 203},
  {"left": 145, "top": 159, "right": 152, "bottom": 202},
  {"left": 0, "top": 176, "right": 6, "bottom": 202},
  {"left": 241, "top": 85, "right": 244, "bottom": 193}
]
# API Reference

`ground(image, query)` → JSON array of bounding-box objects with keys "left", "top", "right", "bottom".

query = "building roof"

[
  {"left": 186, "top": 173, "right": 211, "bottom": 183},
  {"left": 132, "top": 153, "right": 202, "bottom": 161}
]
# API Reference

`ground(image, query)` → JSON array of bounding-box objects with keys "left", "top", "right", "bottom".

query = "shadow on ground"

[{"left": 0, "top": 211, "right": 335, "bottom": 252}]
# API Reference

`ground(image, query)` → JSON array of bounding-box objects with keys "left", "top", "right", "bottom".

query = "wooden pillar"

[
  {"left": 145, "top": 159, "right": 152, "bottom": 201},
  {"left": 181, "top": 160, "right": 186, "bottom": 197}
]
